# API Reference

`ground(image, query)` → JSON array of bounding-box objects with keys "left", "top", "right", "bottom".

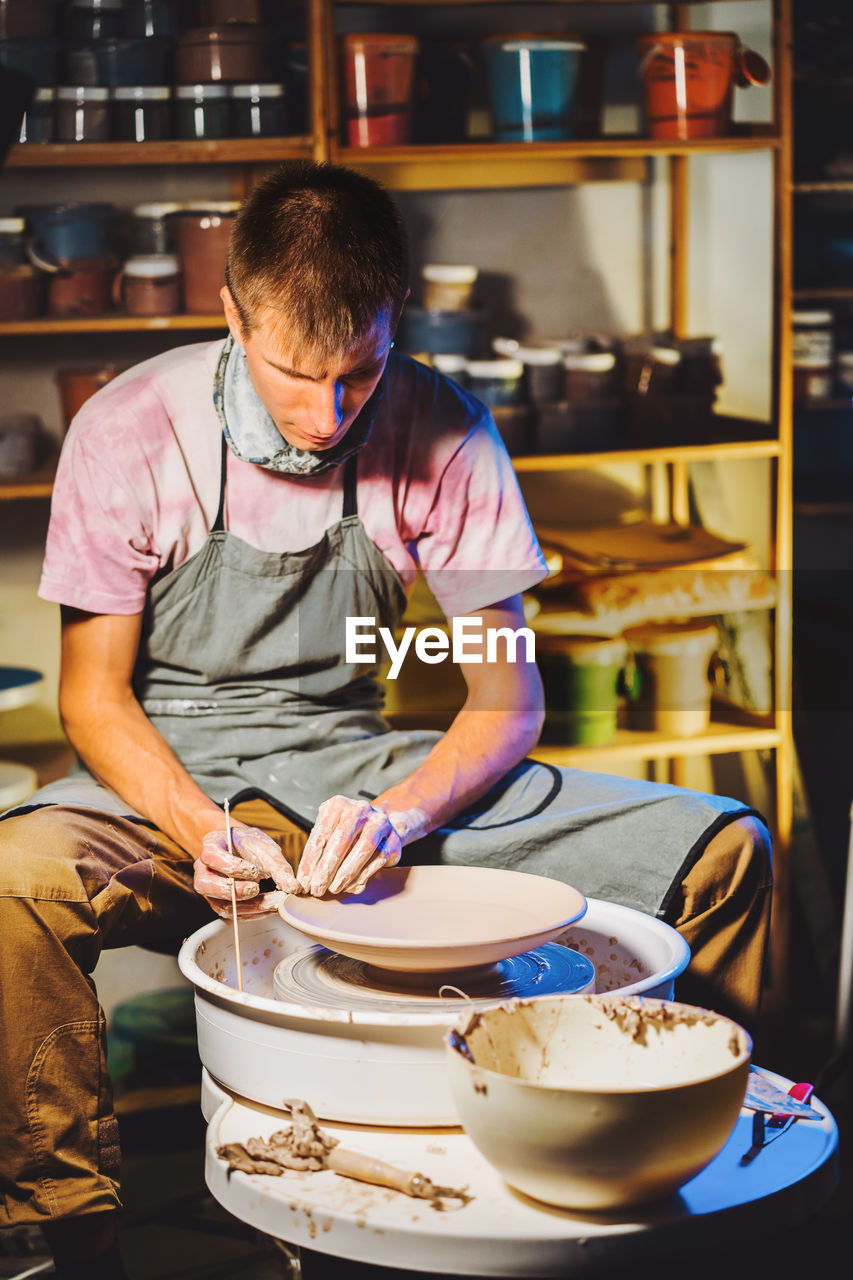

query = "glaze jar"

[
  {"left": 341, "top": 33, "right": 418, "bottom": 146},
  {"left": 793, "top": 357, "right": 833, "bottom": 403},
  {"left": 622, "top": 343, "right": 681, "bottom": 396},
  {"left": 113, "top": 254, "right": 181, "bottom": 315},
  {"left": 515, "top": 345, "right": 564, "bottom": 404},
  {"left": 563, "top": 350, "right": 619, "bottom": 401},
  {"left": 124, "top": 0, "right": 179, "bottom": 39},
  {"left": 0, "top": 0, "right": 56, "bottom": 39},
  {"left": 465, "top": 358, "right": 525, "bottom": 406},
  {"left": 56, "top": 364, "right": 124, "bottom": 431},
  {"left": 0, "top": 265, "right": 44, "bottom": 320},
  {"left": 172, "top": 204, "right": 239, "bottom": 313},
  {"left": 792, "top": 309, "right": 834, "bottom": 366},
  {"left": 175, "top": 25, "right": 270, "bottom": 84},
  {"left": 47, "top": 256, "right": 116, "bottom": 317},
  {"left": 20, "top": 202, "right": 116, "bottom": 267},
  {"left": 94, "top": 36, "right": 172, "bottom": 87},
  {"left": 17, "top": 87, "right": 54, "bottom": 143},
  {"left": 230, "top": 82, "right": 286, "bottom": 137},
  {"left": 536, "top": 634, "right": 630, "bottom": 747},
  {"left": 113, "top": 85, "right": 172, "bottom": 141},
  {"left": 66, "top": 0, "right": 124, "bottom": 43},
  {"left": 130, "top": 202, "right": 181, "bottom": 255},
  {"left": 625, "top": 622, "right": 721, "bottom": 738},
  {"left": 421, "top": 264, "right": 478, "bottom": 312},
  {"left": 176, "top": 83, "right": 231, "bottom": 139},
  {"left": 484, "top": 35, "right": 586, "bottom": 142},
  {"left": 0, "top": 217, "right": 25, "bottom": 268},
  {"left": 56, "top": 85, "right": 110, "bottom": 142}
]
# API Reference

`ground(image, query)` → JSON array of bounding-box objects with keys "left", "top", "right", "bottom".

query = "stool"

[{"left": 0, "top": 667, "right": 44, "bottom": 809}]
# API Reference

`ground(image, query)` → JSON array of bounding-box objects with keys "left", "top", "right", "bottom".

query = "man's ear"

[{"left": 220, "top": 286, "right": 245, "bottom": 347}]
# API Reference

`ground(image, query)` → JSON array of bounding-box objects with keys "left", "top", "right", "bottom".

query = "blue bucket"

[{"left": 484, "top": 36, "right": 585, "bottom": 142}]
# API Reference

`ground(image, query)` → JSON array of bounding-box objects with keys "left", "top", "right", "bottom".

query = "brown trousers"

[{"left": 0, "top": 800, "right": 772, "bottom": 1227}]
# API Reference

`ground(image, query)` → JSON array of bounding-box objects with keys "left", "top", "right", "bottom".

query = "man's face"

[{"left": 224, "top": 293, "right": 394, "bottom": 453}]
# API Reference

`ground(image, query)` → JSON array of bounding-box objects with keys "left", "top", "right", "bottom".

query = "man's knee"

[
  {"left": 0, "top": 807, "right": 92, "bottom": 902},
  {"left": 668, "top": 814, "right": 773, "bottom": 927}
]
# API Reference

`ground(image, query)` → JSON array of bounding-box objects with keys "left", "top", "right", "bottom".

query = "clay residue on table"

[{"left": 217, "top": 1102, "right": 338, "bottom": 1176}]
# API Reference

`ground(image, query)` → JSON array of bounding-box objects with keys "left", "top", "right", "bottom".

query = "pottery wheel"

[{"left": 273, "top": 942, "right": 595, "bottom": 1015}]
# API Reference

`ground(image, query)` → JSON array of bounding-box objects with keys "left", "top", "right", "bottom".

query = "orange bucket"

[{"left": 637, "top": 31, "right": 769, "bottom": 140}]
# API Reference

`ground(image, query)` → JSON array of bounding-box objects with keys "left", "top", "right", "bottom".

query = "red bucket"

[
  {"left": 637, "top": 31, "right": 769, "bottom": 140},
  {"left": 341, "top": 33, "right": 418, "bottom": 147}
]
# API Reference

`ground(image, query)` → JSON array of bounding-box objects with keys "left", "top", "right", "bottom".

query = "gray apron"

[{"left": 7, "top": 434, "right": 758, "bottom": 919}]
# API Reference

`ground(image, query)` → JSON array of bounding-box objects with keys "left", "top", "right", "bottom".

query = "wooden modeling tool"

[{"left": 223, "top": 798, "right": 243, "bottom": 992}]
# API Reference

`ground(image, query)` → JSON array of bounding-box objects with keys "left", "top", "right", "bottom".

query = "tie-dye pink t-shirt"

[{"left": 39, "top": 341, "right": 548, "bottom": 618}]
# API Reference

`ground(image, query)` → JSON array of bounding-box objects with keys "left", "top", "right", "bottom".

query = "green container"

[{"left": 537, "top": 635, "right": 630, "bottom": 746}]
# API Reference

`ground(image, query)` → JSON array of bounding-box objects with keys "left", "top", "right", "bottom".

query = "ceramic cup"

[{"left": 341, "top": 33, "right": 418, "bottom": 147}]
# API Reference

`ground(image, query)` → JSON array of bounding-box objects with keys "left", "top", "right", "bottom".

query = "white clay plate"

[{"left": 279, "top": 864, "right": 587, "bottom": 972}]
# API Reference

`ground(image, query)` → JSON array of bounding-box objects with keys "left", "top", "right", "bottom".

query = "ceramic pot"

[
  {"left": 626, "top": 621, "right": 722, "bottom": 737},
  {"left": 484, "top": 35, "right": 586, "bottom": 142},
  {"left": 175, "top": 25, "right": 270, "bottom": 84},
  {"left": 0, "top": 264, "right": 44, "bottom": 320},
  {"left": 340, "top": 33, "right": 418, "bottom": 147},
  {"left": 172, "top": 204, "right": 239, "bottom": 313},
  {"left": 113, "top": 254, "right": 181, "bottom": 315},
  {"left": 56, "top": 364, "right": 124, "bottom": 430},
  {"left": 47, "top": 257, "right": 116, "bottom": 317},
  {"left": 21, "top": 203, "right": 116, "bottom": 268},
  {"left": 536, "top": 634, "right": 632, "bottom": 747},
  {"left": 0, "top": 0, "right": 55, "bottom": 39},
  {"left": 637, "top": 31, "right": 771, "bottom": 141}
]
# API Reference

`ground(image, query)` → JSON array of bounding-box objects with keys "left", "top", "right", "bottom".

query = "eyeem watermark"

[{"left": 346, "top": 616, "right": 536, "bottom": 680}]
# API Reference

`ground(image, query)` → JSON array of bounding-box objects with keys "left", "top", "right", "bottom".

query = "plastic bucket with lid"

[
  {"left": 637, "top": 31, "right": 770, "bottom": 141},
  {"left": 341, "top": 32, "right": 418, "bottom": 146},
  {"left": 536, "top": 634, "right": 633, "bottom": 747},
  {"left": 625, "top": 621, "right": 721, "bottom": 737},
  {"left": 484, "top": 35, "right": 585, "bottom": 142}
]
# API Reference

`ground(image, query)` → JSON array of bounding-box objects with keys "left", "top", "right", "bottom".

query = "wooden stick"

[{"left": 223, "top": 798, "right": 243, "bottom": 993}]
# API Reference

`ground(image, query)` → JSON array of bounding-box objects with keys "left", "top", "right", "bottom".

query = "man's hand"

[
  {"left": 296, "top": 796, "right": 404, "bottom": 898},
  {"left": 195, "top": 823, "right": 300, "bottom": 917}
]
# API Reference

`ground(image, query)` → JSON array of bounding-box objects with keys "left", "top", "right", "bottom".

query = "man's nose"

[{"left": 308, "top": 379, "right": 344, "bottom": 437}]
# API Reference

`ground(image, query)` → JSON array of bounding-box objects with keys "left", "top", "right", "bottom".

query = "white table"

[{"left": 202, "top": 1068, "right": 839, "bottom": 1276}]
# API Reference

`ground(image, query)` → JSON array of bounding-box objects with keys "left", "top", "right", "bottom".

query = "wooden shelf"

[
  {"left": 794, "top": 181, "right": 853, "bottom": 193},
  {"left": 0, "top": 315, "right": 227, "bottom": 336},
  {"left": 0, "top": 460, "right": 57, "bottom": 500},
  {"left": 530, "top": 721, "right": 782, "bottom": 768},
  {"left": 4, "top": 137, "right": 312, "bottom": 169},
  {"left": 338, "top": 133, "right": 780, "bottom": 191},
  {"left": 512, "top": 439, "right": 780, "bottom": 471},
  {"left": 793, "top": 288, "right": 853, "bottom": 300}
]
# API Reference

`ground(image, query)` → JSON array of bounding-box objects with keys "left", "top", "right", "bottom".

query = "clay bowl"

[{"left": 445, "top": 993, "right": 751, "bottom": 1211}]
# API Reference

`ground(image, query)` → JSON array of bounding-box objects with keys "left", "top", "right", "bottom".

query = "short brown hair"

[{"left": 226, "top": 160, "right": 409, "bottom": 359}]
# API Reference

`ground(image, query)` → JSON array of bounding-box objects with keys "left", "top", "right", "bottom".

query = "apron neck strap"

[
  {"left": 213, "top": 434, "right": 359, "bottom": 533},
  {"left": 342, "top": 452, "right": 358, "bottom": 519}
]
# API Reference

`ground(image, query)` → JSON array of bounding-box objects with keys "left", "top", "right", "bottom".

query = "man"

[{"left": 0, "top": 162, "right": 772, "bottom": 1279}]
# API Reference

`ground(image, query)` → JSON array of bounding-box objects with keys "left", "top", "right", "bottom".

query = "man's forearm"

[
  {"left": 373, "top": 704, "right": 542, "bottom": 845},
  {"left": 61, "top": 690, "right": 224, "bottom": 855}
]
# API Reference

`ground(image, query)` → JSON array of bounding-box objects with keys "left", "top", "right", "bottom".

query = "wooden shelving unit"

[
  {"left": 1, "top": 0, "right": 794, "bottom": 983},
  {"left": 0, "top": 315, "right": 227, "bottom": 335}
]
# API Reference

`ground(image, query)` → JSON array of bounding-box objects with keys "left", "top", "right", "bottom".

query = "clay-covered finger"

[
  {"left": 296, "top": 796, "right": 349, "bottom": 888},
  {"left": 200, "top": 829, "right": 264, "bottom": 881},
  {"left": 194, "top": 859, "right": 261, "bottom": 901},
  {"left": 328, "top": 826, "right": 401, "bottom": 896},
  {"left": 231, "top": 826, "right": 300, "bottom": 893},
  {"left": 300, "top": 797, "right": 371, "bottom": 896}
]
